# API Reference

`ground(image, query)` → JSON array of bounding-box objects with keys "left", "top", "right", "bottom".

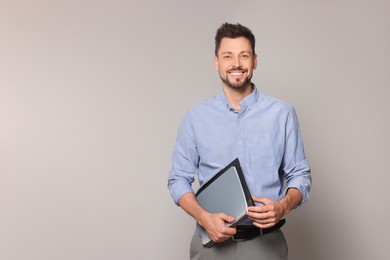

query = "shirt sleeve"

[
  {"left": 167, "top": 112, "right": 200, "bottom": 205},
  {"left": 282, "top": 107, "right": 312, "bottom": 206}
]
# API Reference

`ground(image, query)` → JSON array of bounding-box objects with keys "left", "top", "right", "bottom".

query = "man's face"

[{"left": 214, "top": 37, "right": 257, "bottom": 90}]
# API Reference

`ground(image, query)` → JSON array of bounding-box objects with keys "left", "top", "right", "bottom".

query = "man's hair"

[{"left": 215, "top": 23, "right": 256, "bottom": 56}]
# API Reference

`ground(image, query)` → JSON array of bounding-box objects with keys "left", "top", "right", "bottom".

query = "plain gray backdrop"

[{"left": 1, "top": 0, "right": 389, "bottom": 259}]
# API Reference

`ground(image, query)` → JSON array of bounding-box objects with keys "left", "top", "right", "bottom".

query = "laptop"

[{"left": 195, "top": 158, "right": 254, "bottom": 247}]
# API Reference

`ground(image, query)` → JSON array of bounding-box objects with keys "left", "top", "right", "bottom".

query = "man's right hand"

[
  {"left": 178, "top": 193, "right": 237, "bottom": 243},
  {"left": 199, "top": 212, "right": 237, "bottom": 243}
]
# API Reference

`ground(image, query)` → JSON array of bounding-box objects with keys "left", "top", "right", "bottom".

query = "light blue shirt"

[{"left": 168, "top": 85, "right": 311, "bottom": 207}]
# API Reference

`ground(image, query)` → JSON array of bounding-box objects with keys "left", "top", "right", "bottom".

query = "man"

[{"left": 168, "top": 23, "right": 311, "bottom": 260}]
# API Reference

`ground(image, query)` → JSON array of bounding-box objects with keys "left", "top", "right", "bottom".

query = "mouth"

[
  {"left": 228, "top": 69, "right": 247, "bottom": 78},
  {"left": 230, "top": 71, "right": 244, "bottom": 75}
]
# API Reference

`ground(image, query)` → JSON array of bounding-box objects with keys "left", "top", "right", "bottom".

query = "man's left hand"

[{"left": 246, "top": 196, "right": 287, "bottom": 229}]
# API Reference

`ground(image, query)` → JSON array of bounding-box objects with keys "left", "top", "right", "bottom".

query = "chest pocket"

[{"left": 249, "top": 135, "right": 283, "bottom": 168}]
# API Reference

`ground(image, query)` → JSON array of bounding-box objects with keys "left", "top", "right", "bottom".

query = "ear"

[
  {"left": 214, "top": 55, "right": 219, "bottom": 71},
  {"left": 253, "top": 53, "right": 258, "bottom": 70}
]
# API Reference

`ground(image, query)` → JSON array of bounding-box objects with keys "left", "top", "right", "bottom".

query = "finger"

[
  {"left": 252, "top": 221, "right": 277, "bottom": 229},
  {"left": 218, "top": 213, "right": 235, "bottom": 223},
  {"left": 212, "top": 214, "right": 237, "bottom": 234},
  {"left": 247, "top": 203, "right": 271, "bottom": 214},
  {"left": 248, "top": 199, "right": 278, "bottom": 213},
  {"left": 251, "top": 195, "right": 260, "bottom": 201},
  {"left": 223, "top": 226, "right": 237, "bottom": 236},
  {"left": 247, "top": 206, "right": 266, "bottom": 213},
  {"left": 212, "top": 233, "right": 232, "bottom": 243},
  {"left": 252, "top": 196, "right": 271, "bottom": 205},
  {"left": 247, "top": 210, "right": 271, "bottom": 221},
  {"left": 210, "top": 227, "right": 237, "bottom": 242},
  {"left": 249, "top": 213, "right": 278, "bottom": 223}
]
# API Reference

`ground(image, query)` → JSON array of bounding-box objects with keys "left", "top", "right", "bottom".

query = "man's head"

[
  {"left": 214, "top": 23, "right": 257, "bottom": 90},
  {"left": 215, "top": 23, "right": 255, "bottom": 56}
]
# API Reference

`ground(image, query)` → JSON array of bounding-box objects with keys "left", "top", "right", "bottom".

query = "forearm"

[
  {"left": 279, "top": 188, "right": 303, "bottom": 215},
  {"left": 178, "top": 192, "right": 209, "bottom": 226}
]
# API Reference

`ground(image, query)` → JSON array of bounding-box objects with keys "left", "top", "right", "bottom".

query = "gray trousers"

[{"left": 190, "top": 227, "right": 288, "bottom": 260}]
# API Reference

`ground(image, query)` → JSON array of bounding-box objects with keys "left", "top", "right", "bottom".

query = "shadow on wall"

[
  {"left": 283, "top": 206, "right": 321, "bottom": 260},
  {"left": 283, "top": 190, "right": 353, "bottom": 260}
]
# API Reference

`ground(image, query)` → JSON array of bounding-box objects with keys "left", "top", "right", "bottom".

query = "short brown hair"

[{"left": 215, "top": 23, "right": 256, "bottom": 56}]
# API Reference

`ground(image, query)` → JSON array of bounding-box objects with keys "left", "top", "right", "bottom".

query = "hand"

[
  {"left": 199, "top": 213, "right": 237, "bottom": 243},
  {"left": 246, "top": 196, "right": 287, "bottom": 229}
]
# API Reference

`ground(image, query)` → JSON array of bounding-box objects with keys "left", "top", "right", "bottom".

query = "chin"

[{"left": 229, "top": 80, "right": 251, "bottom": 90}]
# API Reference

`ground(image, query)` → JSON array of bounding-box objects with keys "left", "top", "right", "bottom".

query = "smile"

[
  {"left": 228, "top": 68, "right": 247, "bottom": 75},
  {"left": 230, "top": 72, "right": 244, "bottom": 75},
  {"left": 228, "top": 70, "right": 247, "bottom": 78}
]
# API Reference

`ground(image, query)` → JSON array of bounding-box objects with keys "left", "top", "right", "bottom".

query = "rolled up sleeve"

[
  {"left": 282, "top": 108, "right": 312, "bottom": 205},
  {"left": 168, "top": 112, "right": 199, "bottom": 205}
]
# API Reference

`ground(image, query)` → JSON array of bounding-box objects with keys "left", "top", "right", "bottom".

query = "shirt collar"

[{"left": 218, "top": 83, "right": 259, "bottom": 113}]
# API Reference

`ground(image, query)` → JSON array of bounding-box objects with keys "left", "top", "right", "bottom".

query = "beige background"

[{"left": 1, "top": 0, "right": 389, "bottom": 259}]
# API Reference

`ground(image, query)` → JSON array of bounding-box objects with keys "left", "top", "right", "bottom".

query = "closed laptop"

[{"left": 195, "top": 158, "right": 254, "bottom": 247}]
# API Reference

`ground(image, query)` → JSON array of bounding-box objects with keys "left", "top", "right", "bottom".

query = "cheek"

[{"left": 218, "top": 65, "right": 227, "bottom": 74}]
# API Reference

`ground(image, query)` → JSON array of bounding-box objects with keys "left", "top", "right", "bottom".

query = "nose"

[{"left": 232, "top": 56, "right": 242, "bottom": 67}]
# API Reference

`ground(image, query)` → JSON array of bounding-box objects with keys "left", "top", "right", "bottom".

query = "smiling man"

[
  {"left": 215, "top": 35, "right": 257, "bottom": 112},
  {"left": 217, "top": 37, "right": 256, "bottom": 90},
  {"left": 168, "top": 23, "right": 312, "bottom": 260}
]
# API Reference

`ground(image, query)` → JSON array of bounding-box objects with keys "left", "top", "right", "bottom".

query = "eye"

[
  {"left": 241, "top": 54, "right": 250, "bottom": 59},
  {"left": 223, "top": 55, "right": 232, "bottom": 59}
]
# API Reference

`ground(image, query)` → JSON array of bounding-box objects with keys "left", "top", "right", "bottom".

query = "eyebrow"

[{"left": 220, "top": 51, "right": 252, "bottom": 55}]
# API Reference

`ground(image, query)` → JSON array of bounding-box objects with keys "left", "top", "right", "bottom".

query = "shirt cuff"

[
  {"left": 285, "top": 181, "right": 310, "bottom": 207},
  {"left": 169, "top": 180, "right": 194, "bottom": 205}
]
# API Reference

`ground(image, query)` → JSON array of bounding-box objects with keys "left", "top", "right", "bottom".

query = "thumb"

[{"left": 219, "top": 213, "right": 235, "bottom": 223}]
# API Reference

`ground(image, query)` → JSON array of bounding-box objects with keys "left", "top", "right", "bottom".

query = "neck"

[{"left": 223, "top": 83, "right": 253, "bottom": 111}]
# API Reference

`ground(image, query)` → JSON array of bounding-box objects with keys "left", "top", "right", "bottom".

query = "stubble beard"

[{"left": 220, "top": 73, "right": 252, "bottom": 90}]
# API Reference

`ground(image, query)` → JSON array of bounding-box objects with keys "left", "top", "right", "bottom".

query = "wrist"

[
  {"left": 280, "top": 188, "right": 303, "bottom": 215},
  {"left": 196, "top": 209, "right": 211, "bottom": 227},
  {"left": 279, "top": 196, "right": 291, "bottom": 216}
]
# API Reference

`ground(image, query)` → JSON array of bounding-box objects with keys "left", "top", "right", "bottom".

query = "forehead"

[{"left": 218, "top": 37, "right": 253, "bottom": 54}]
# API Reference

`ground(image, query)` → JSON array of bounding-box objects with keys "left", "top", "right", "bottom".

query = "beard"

[{"left": 219, "top": 70, "right": 252, "bottom": 90}]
